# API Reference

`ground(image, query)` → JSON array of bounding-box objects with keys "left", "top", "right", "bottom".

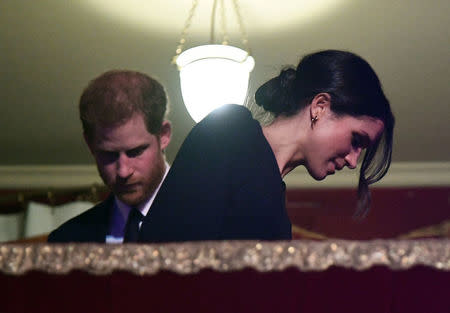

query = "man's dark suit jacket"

[
  {"left": 47, "top": 196, "right": 114, "bottom": 243},
  {"left": 138, "top": 104, "right": 292, "bottom": 243}
]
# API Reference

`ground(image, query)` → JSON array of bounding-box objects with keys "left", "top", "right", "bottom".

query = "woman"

[{"left": 138, "top": 50, "right": 395, "bottom": 242}]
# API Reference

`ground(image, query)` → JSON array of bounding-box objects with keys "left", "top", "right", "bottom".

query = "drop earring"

[{"left": 311, "top": 116, "right": 318, "bottom": 129}]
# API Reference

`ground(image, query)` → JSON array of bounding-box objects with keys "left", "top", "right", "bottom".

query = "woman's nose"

[{"left": 345, "top": 148, "right": 362, "bottom": 169}]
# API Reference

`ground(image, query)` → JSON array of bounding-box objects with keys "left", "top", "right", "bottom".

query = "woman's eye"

[
  {"left": 352, "top": 134, "right": 362, "bottom": 148},
  {"left": 352, "top": 133, "right": 370, "bottom": 149}
]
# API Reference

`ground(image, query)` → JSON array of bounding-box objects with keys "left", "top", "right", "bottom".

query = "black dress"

[{"left": 139, "top": 104, "right": 291, "bottom": 242}]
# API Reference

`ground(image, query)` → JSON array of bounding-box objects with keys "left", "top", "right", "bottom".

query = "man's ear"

[
  {"left": 309, "top": 93, "right": 332, "bottom": 120},
  {"left": 159, "top": 121, "right": 172, "bottom": 151}
]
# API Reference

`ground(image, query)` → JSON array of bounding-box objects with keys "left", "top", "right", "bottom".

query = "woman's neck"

[{"left": 262, "top": 114, "right": 308, "bottom": 178}]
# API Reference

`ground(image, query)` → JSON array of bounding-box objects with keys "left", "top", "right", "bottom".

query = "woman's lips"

[
  {"left": 328, "top": 162, "right": 344, "bottom": 175},
  {"left": 328, "top": 164, "right": 336, "bottom": 174},
  {"left": 333, "top": 160, "right": 345, "bottom": 171}
]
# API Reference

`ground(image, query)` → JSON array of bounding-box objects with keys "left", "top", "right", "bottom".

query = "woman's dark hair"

[{"left": 255, "top": 50, "right": 395, "bottom": 216}]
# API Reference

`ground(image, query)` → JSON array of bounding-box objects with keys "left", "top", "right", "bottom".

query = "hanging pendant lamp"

[{"left": 172, "top": 0, "right": 255, "bottom": 122}]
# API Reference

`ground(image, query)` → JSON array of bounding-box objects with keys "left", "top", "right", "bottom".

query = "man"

[{"left": 48, "top": 70, "right": 171, "bottom": 243}]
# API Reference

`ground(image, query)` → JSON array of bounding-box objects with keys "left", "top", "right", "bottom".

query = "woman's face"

[{"left": 304, "top": 112, "right": 384, "bottom": 180}]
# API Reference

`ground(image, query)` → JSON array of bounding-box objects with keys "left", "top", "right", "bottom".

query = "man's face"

[{"left": 87, "top": 113, "right": 171, "bottom": 207}]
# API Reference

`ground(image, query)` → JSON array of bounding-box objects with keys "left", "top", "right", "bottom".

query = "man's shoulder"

[{"left": 47, "top": 197, "right": 112, "bottom": 243}]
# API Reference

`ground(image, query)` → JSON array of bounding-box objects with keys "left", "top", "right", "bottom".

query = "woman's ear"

[
  {"left": 159, "top": 120, "right": 172, "bottom": 151},
  {"left": 309, "top": 93, "right": 332, "bottom": 120}
]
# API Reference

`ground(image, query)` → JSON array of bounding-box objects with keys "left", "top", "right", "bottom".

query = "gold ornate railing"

[{"left": 1, "top": 239, "right": 448, "bottom": 276}]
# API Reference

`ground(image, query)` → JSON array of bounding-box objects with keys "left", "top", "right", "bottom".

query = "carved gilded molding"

[{"left": 1, "top": 239, "right": 448, "bottom": 276}]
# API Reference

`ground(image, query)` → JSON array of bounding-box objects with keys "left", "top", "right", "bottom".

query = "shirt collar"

[{"left": 114, "top": 162, "right": 170, "bottom": 220}]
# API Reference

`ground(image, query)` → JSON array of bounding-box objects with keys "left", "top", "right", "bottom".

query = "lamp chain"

[
  {"left": 210, "top": 0, "right": 218, "bottom": 44},
  {"left": 220, "top": 0, "right": 229, "bottom": 45},
  {"left": 172, "top": 0, "right": 198, "bottom": 64},
  {"left": 172, "top": 0, "right": 251, "bottom": 64},
  {"left": 232, "top": 0, "right": 251, "bottom": 55}
]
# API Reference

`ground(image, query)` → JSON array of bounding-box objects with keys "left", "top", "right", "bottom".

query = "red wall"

[{"left": 286, "top": 187, "right": 450, "bottom": 240}]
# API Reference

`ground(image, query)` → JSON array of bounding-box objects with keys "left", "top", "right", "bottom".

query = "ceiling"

[{"left": 1, "top": 0, "right": 449, "bottom": 165}]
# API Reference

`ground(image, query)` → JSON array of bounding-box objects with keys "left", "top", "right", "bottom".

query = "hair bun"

[
  {"left": 255, "top": 68, "right": 296, "bottom": 115},
  {"left": 279, "top": 68, "right": 296, "bottom": 89}
]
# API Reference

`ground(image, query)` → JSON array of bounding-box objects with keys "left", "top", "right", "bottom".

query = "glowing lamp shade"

[{"left": 176, "top": 44, "right": 255, "bottom": 122}]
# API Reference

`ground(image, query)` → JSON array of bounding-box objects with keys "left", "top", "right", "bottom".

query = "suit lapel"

[{"left": 88, "top": 194, "right": 114, "bottom": 243}]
